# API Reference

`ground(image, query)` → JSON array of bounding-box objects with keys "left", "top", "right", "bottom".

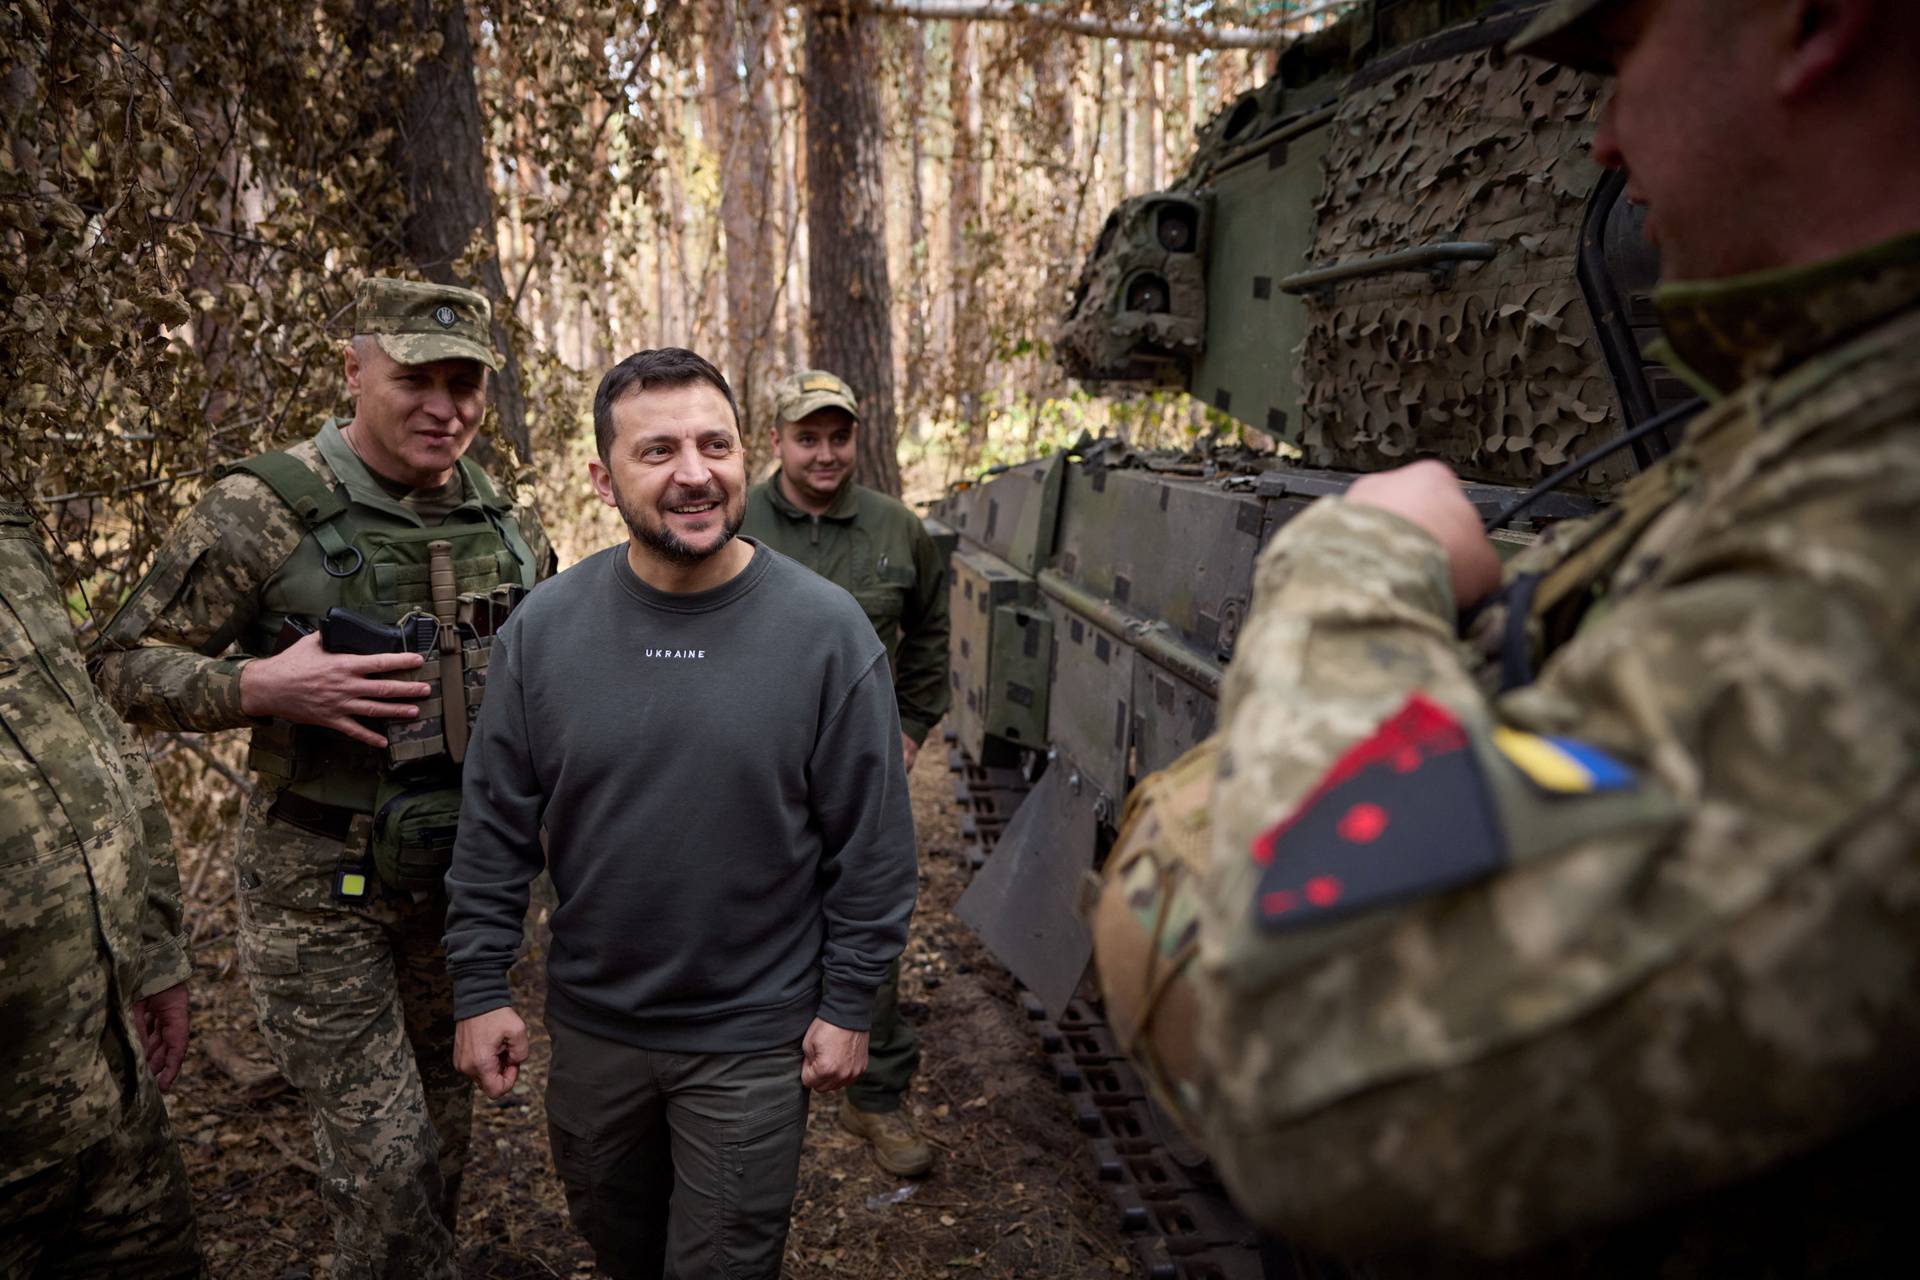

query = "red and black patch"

[{"left": 1250, "top": 693, "right": 1506, "bottom": 933}]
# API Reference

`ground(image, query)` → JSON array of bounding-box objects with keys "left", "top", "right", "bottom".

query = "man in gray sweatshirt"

[{"left": 444, "top": 348, "right": 917, "bottom": 1280}]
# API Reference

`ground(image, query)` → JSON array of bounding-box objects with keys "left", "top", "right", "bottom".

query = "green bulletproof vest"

[{"left": 218, "top": 426, "right": 538, "bottom": 814}]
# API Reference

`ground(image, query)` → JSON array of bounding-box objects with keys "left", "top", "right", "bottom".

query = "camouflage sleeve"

[
  {"left": 514, "top": 495, "right": 560, "bottom": 582},
  {"left": 89, "top": 473, "right": 304, "bottom": 731},
  {"left": 1192, "top": 491, "right": 1920, "bottom": 1259},
  {"left": 119, "top": 721, "right": 190, "bottom": 999},
  {"left": 893, "top": 517, "right": 951, "bottom": 744}
]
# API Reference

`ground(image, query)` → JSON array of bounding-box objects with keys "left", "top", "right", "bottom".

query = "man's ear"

[
  {"left": 587, "top": 457, "right": 617, "bottom": 510},
  {"left": 343, "top": 339, "right": 362, "bottom": 395},
  {"left": 1778, "top": 0, "right": 1875, "bottom": 99}
]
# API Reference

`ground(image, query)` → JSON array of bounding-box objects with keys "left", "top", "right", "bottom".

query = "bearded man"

[{"left": 445, "top": 347, "right": 918, "bottom": 1280}]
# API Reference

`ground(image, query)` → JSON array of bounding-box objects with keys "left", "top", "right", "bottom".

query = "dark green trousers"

[
  {"left": 847, "top": 957, "right": 920, "bottom": 1113},
  {"left": 545, "top": 1018, "right": 810, "bottom": 1280}
]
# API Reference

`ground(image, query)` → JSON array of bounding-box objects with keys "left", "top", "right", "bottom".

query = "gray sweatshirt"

[{"left": 444, "top": 540, "right": 917, "bottom": 1051}]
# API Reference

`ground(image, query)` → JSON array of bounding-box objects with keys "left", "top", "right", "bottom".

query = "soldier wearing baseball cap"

[
  {"left": 91, "top": 274, "right": 556, "bottom": 1278},
  {"left": 1088, "top": 0, "right": 1920, "bottom": 1273},
  {"left": 740, "top": 369, "right": 951, "bottom": 1178}
]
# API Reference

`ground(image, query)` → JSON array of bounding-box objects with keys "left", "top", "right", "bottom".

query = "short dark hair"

[{"left": 593, "top": 348, "right": 741, "bottom": 459}]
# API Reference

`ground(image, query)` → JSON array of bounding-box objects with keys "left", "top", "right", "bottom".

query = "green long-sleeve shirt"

[{"left": 740, "top": 472, "right": 950, "bottom": 744}]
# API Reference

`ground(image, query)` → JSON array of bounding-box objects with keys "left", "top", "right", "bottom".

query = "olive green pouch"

[
  {"left": 371, "top": 776, "right": 463, "bottom": 891},
  {"left": 461, "top": 634, "right": 491, "bottom": 732}
]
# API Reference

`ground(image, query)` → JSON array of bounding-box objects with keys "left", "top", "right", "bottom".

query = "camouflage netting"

[{"left": 1293, "top": 51, "right": 1633, "bottom": 493}]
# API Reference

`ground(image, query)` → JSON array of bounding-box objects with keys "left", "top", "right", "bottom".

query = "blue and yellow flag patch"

[{"left": 1491, "top": 728, "right": 1635, "bottom": 794}]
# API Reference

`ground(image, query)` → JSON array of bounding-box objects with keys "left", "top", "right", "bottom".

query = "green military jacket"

[
  {"left": 1, "top": 503, "right": 189, "bottom": 1186},
  {"left": 741, "top": 471, "right": 951, "bottom": 744},
  {"left": 89, "top": 421, "right": 554, "bottom": 807},
  {"left": 1111, "top": 233, "right": 1920, "bottom": 1269}
]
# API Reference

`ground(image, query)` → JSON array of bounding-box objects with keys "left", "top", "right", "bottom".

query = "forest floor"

[{"left": 165, "top": 733, "right": 1128, "bottom": 1279}]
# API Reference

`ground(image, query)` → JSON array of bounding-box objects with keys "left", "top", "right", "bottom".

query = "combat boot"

[{"left": 838, "top": 1097, "right": 934, "bottom": 1177}]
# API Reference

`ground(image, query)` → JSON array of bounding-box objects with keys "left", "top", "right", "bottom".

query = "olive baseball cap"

[
  {"left": 353, "top": 277, "right": 500, "bottom": 370},
  {"left": 1505, "top": 0, "right": 1620, "bottom": 74},
  {"left": 774, "top": 370, "right": 860, "bottom": 424}
]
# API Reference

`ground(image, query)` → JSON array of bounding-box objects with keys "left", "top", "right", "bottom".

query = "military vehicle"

[{"left": 925, "top": 2, "right": 1695, "bottom": 1276}]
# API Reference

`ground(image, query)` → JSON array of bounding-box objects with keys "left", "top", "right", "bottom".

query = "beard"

[{"left": 612, "top": 478, "right": 744, "bottom": 566}]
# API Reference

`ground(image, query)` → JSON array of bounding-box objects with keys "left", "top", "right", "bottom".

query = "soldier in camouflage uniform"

[
  {"left": 1, "top": 503, "right": 204, "bottom": 1277},
  {"left": 91, "top": 279, "right": 555, "bottom": 1280},
  {"left": 1096, "top": 0, "right": 1920, "bottom": 1272}
]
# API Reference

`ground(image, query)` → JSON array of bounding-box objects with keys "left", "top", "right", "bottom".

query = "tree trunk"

[
  {"left": 946, "top": 19, "right": 984, "bottom": 450},
  {"left": 702, "top": 0, "right": 780, "bottom": 439},
  {"left": 1149, "top": 47, "right": 1166, "bottom": 190},
  {"left": 901, "top": 21, "right": 929, "bottom": 437},
  {"left": 767, "top": 10, "right": 805, "bottom": 375},
  {"left": 356, "top": 0, "right": 531, "bottom": 464},
  {"left": 802, "top": 4, "right": 900, "bottom": 496}
]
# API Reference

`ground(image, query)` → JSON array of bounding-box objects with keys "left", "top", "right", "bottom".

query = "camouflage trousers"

[
  {"left": 0, "top": 1030, "right": 206, "bottom": 1279},
  {"left": 846, "top": 956, "right": 921, "bottom": 1113},
  {"left": 233, "top": 795, "right": 471, "bottom": 1280}
]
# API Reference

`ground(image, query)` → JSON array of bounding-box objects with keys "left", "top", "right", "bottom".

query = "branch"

[
  {"left": 34, "top": 466, "right": 213, "bottom": 505},
  {"left": 842, "top": 0, "right": 1359, "bottom": 50},
  {"left": 156, "top": 732, "right": 256, "bottom": 797}
]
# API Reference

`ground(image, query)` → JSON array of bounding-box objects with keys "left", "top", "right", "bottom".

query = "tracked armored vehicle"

[{"left": 926, "top": 2, "right": 1692, "bottom": 1276}]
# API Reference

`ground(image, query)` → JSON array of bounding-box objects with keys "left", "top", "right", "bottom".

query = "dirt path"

[{"left": 167, "top": 739, "right": 1125, "bottom": 1278}]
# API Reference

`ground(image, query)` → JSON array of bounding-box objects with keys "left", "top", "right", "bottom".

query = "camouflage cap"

[
  {"left": 1505, "top": 0, "right": 1621, "bottom": 74},
  {"left": 353, "top": 277, "right": 499, "bottom": 371},
  {"left": 773, "top": 370, "right": 860, "bottom": 424}
]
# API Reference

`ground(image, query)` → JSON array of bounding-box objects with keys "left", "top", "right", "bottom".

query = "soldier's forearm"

[
  {"left": 895, "top": 662, "right": 949, "bottom": 739},
  {"left": 893, "top": 636, "right": 952, "bottom": 742},
  {"left": 1214, "top": 498, "right": 1469, "bottom": 784},
  {"left": 91, "top": 649, "right": 255, "bottom": 732},
  {"left": 130, "top": 758, "right": 193, "bottom": 999}
]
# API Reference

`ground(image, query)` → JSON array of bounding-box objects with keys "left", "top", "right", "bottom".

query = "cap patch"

[
  {"left": 1249, "top": 693, "right": 1506, "bottom": 933},
  {"left": 434, "top": 305, "right": 457, "bottom": 328}
]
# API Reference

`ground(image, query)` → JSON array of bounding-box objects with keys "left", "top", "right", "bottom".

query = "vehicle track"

[{"left": 946, "top": 741, "right": 1370, "bottom": 1280}]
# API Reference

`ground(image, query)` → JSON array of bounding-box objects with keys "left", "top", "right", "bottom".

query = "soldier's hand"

[
  {"left": 133, "top": 981, "right": 190, "bottom": 1092},
  {"left": 454, "top": 1006, "right": 530, "bottom": 1100},
  {"left": 1346, "top": 461, "right": 1503, "bottom": 608},
  {"left": 800, "top": 1017, "right": 869, "bottom": 1092},
  {"left": 238, "top": 632, "right": 433, "bottom": 749},
  {"left": 901, "top": 732, "right": 919, "bottom": 773}
]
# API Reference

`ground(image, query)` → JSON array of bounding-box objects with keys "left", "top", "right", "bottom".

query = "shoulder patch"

[{"left": 1249, "top": 694, "right": 1506, "bottom": 933}]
